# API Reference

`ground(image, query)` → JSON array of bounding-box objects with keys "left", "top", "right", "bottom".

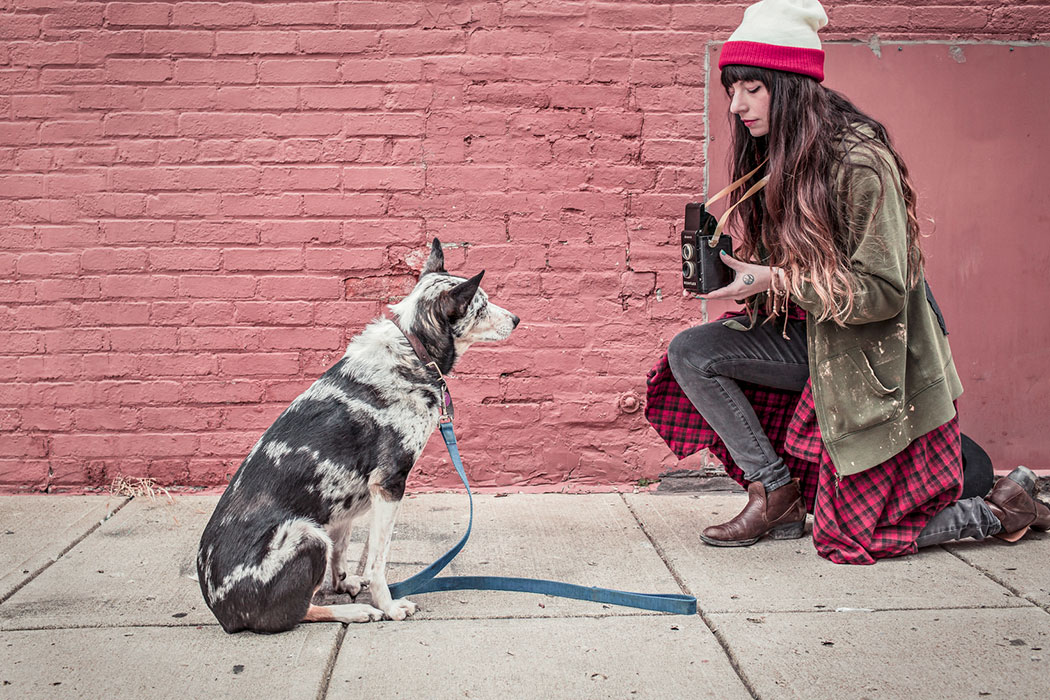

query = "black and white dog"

[{"left": 197, "top": 239, "right": 519, "bottom": 633}]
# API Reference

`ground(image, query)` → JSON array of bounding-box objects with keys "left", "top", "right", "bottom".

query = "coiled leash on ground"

[{"left": 385, "top": 338, "right": 697, "bottom": 615}]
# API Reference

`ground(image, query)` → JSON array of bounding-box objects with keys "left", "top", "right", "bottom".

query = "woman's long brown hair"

[{"left": 720, "top": 64, "right": 924, "bottom": 325}]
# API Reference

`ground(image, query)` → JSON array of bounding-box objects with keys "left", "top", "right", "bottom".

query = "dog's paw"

[
  {"left": 329, "top": 603, "right": 384, "bottom": 624},
  {"left": 335, "top": 574, "right": 368, "bottom": 597},
  {"left": 383, "top": 598, "right": 417, "bottom": 621}
]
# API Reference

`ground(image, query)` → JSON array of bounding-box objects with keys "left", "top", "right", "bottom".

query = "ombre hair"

[{"left": 720, "top": 64, "right": 924, "bottom": 325}]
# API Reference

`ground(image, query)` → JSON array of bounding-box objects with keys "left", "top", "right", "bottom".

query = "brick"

[
  {"left": 224, "top": 247, "right": 303, "bottom": 271},
  {"left": 214, "top": 86, "right": 299, "bottom": 110},
  {"left": 142, "top": 30, "right": 214, "bottom": 55},
  {"left": 234, "top": 301, "right": 314, "bottom": 326},
  {"left": 260, "top": 113, "right": 344, "bottom": 137},
  {"left": 181, "top": 380, "right": 264, "bottom": 404},
  {"left": 259, "top": 165, "right": 341, "bottom": 192},
  {"left": 101, "top": 274, "right": 178, "bottom": 298},
  {"left": 255, "top": 2, "right": 339, "bottom": 26},
  {"left": 9, "top": 40, "right": 79, "bottom": 66},
  {"left": 0, "top": 174, "right": 45, "bottom": 198},
  {"left": 179, "top": 275, "right": 256, "bottom": 299},
  {"left": 11, "top": 94, "right": 74, "bottom": 118},
  {"left": 46, "top": 171, "right": 107, "bottom": 197},
  {"left": 109, "top": 327, "right": 178, "bottom": 351},
  {"left": 0, "top": 13, "right": 41, "bottom": 40},
  {"left": 103, "top": 112, "right": 177, "bottom": 137},
  {"left": 0, "top": 331, "right": 45, "bottom": 354},
  {"left": 215, "top": 31, "right": 298, "bottom": 55},
  {"left": 79, "top": 301, "right": 151, "bottom": 326},
  {"left": 258, "top": 275, "right": 342, "bottom": 300},
  {"left": 178, "top": 327, "right": 261, "bottom": 351},
  {"left": 171, "top": 2, "right": 256, "bottom": 28},
  {"left": 105, "top": 58, "right": 172, "bottom": 83},
  {"left": 175, "top": 220, "right": 261, "bottom": 244},
  {"left": 145, "top": 193, "right": 221, "bottom": 217},
  {"left": 174, "top": 59, "right": 255, "bottom": 84},
  {"left": 343, "top": 113, "right": 425, "bottom": 136},
  {"left": 337, "top": 2, "right": 426, "bottom": 27},
  {"left": 298, "top": 30, "right": 378, "bottom": 54},
  {"left": 42, "top": 2, "right": 105, "bottom": 30},
  {"left": 101, "top": 220, "right": 175, "bottom": 244},
  {"left": 218, "top": 352, "right": 300, "bottom": 376},
  {"left": 0, "top": 460, "right": 49, "bottom": 488},
  {"left": 340, "top": 58, "right": 424, "bottom": 82},
  {"left": 301, "top": 193, "right": 387, "bottom": 217},
  {"left": 0, "top": 434, "right": 48, "bottom": 458},
  {"left": 71, "top": 407, "right": 141, "bottom": 431},
  {"left": 260, "top": 219, "right": 341, "bottom": 244},
  {"left": 301, "top": 85, "right": 385, "bottom": 109},
  {"left": 16, "top": 252, "right": 79, "bottom": 276},
  {"left": 105, "top": 2, "right": 172, "bottom": 27},
  {"left": 304, "top": 246, "right": 386, "bottom": 272},
  {"left": 382, "top": 29, "right": 467, "bottom": 55},
  {"left": 258, "top": 327, "right": 343, "bottom": 350},
  {"left": 149, "top": 247, "right": 222, "bottom": 271},
  {"left": 342, "top": 165, "right": 424, "bottom": 191},
  {"left": 258, "top": 59, "right": 340, "bottom": 83}
]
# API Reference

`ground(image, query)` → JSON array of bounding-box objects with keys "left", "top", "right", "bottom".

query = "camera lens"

[
  {"left": 682, "top": 261, "right": 696, "bottom": 279},
  {"left": 681, "top": 243, "right": 695, "bottom": 260}
]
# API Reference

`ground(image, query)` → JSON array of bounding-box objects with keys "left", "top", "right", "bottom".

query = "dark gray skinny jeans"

[{"left": 666, "top": 317, "right": 1000, "bottom": 545}]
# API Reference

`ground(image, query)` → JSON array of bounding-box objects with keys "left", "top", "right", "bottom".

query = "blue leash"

[{"left": 388, "top": 421, "right": 697, "bottom": 615}]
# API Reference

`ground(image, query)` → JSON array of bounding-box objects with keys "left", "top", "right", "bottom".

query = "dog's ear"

[
  {"left": 420, "top": 238, "right": 446, "bottom": 277},
  {"left": 447, "top": 271, "right": 484, "bottom": 318}
]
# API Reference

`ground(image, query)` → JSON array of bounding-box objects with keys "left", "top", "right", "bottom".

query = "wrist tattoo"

[{"left": 742, "top": 273, "right": 755, "bottom": 286}]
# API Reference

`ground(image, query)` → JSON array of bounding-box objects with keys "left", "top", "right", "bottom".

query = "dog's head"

[{"left": 390, "top": 239, "right": 519, "bottom": 369}]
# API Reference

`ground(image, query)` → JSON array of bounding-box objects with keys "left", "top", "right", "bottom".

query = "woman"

[{"left": 645, "top": 0, "right": 1048, "bottom": 564}]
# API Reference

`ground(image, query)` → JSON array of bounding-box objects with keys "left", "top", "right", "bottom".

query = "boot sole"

[{"left": 699, "top": 520, "right": 806, "bottom": 547}]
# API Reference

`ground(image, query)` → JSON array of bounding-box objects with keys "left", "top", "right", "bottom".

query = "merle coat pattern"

[{"left": 196, "top": 239, "right": 518, "bottom": 633}]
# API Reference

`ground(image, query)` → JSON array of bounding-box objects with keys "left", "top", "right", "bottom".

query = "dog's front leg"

[
  {"left": 326, "top": 518, "right": 367, "bottom": 596},
  {"left": 363, "top": 486, "right": 416, "bottom": 621}
]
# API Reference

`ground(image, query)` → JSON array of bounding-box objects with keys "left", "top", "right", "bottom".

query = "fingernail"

[{"left": 719, "top": 250, "right": 727, "bottom": 256}]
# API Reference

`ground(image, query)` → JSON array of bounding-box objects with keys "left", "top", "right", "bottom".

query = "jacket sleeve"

[{"left": 791, "top": 145, "right": 910, "bottom": 325}]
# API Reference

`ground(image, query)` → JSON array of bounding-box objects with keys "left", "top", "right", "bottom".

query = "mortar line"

[
  {"left": 620, "top": 494, "right": 761, "bottom": 700},
  {"left": 942, "top": 545, "right": 1050, "bottom": 616},
  {"left": 317, "top": 624, "right": 348, "bottom": 700},
  {"left": 0, "top": 496, "right": 132, "bottom": 606}
]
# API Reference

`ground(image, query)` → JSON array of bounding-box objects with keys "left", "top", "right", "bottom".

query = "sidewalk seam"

[
  {"left": 620, "top": 494, "right": 762, "bottom": 700},
  {"left": 0, "top": 496, "right": 131, "bottom": 606},
  {"left": 317, "top": 624, "right": 348, "bottom": 700},
  {"left": 942, "top": 545, "right": 1050, "bottom": 615}
]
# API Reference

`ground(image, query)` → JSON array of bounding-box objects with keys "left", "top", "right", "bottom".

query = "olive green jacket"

[{"left": 738, "top": 136, "right": 963, "bottom": 476}]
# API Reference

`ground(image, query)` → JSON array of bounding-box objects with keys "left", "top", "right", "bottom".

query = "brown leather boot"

[
  {"left": 985, "top": 466, "right": 1050, "bottom": 542},
  {"left": 700, "top": 478, "right": 807, "bottom": 547}
]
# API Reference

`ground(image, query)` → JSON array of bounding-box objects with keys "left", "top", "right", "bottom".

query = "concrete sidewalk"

[{"left": 1, "top": 491, "right": 1047, "bottom": 699}]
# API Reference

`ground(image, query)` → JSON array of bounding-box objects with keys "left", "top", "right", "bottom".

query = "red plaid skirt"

[{"left": 645, "top": 324, "right": 963, "bottom": 565}]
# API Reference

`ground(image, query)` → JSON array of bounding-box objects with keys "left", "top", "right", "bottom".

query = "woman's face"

[{"left": 728, "top": 80, "right": 771, "bottom": 137}]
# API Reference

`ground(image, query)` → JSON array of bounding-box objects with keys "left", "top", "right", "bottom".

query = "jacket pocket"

[{"left": 819, "top": 348, "right": 903, "bottom": 440}]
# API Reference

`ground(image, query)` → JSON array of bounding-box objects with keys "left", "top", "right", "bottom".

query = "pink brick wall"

[{"left": 2, "top": 2, "right": 1047, "bottom": 492}]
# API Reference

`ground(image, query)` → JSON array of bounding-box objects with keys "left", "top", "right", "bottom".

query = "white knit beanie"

[{"left": 719, "top": 0, "right": 829, "bottom": 82}]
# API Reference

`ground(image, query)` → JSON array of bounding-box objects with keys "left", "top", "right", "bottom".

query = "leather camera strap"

[{"left": 710, "top": 174, "right": 770, "bottom": 246}]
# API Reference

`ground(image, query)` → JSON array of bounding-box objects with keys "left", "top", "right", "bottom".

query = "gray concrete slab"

[
  {"left": 710, "top": 607, "right": 1050, "bottom": 700},
  {"left": 332, "top": 615, "right": 752, "bottom": 699},
  {"left": 0, "top": 496, "right": 125, "bottom": 602},
  {"left": 945, "top": 531, "right": 1050, "bottom": 610},
  {"left": 0, "top": 623, "right": 342, "bottom": 699},
  {"left": 1, "top": 495, "right": 219, "bottom": 629},
  {"left": 376, "top": 493, "right": 686, "bottom": 619},
  {"left": 625, "top": 493, "right": 1029, "bottom": 613}
]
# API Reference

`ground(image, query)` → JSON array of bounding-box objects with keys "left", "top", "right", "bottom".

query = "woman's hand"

[{"left": 698, "top": 251, "right": 773, "bottom": 301}]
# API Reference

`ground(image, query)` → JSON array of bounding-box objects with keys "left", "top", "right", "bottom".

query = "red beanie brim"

[{"left": 719, "top": 40, "right": 825, "bottom": 82}]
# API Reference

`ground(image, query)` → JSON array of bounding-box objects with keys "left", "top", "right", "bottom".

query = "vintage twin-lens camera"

[{"left": 681, "top": 202, "right": 733, "bottom": 294}]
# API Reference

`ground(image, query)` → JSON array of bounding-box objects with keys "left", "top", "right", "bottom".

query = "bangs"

[{"left": 719, "top": 64, "right": 773, "bottom": 91}]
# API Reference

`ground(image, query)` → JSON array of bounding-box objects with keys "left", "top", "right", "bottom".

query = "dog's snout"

[{"left": 511, "top": 315, "right": 520, "bottom": 328}]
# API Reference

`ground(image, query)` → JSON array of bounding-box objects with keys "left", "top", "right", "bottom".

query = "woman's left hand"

[{"left": 699, "top": 251, "right": 773, "bottom": 301}]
